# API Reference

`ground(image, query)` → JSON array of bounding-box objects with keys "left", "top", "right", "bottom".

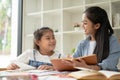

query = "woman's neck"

[{"left": 90, "top": 35, "right": 95, "bottom": 41}]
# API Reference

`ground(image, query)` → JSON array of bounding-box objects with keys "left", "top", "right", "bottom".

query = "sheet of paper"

[
  {"left": 13, "top": 62, "right": 35, "bottom": 70},
  {"left": 38, "top": 75, "right": 76, "bottom": 80},
  {"left": 27, "top": 70, "right": 69, "bottom": 76},
  {"left": 99, "top": 70, "right": 120, "bottom": 78}
]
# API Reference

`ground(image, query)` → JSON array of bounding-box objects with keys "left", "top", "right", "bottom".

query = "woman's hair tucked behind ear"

[
  {"left": 33, "top": 27, "right": 54, "bottom": 50},
  {"left": 84, "top": 6, "right": 114, "bottom": 62}
]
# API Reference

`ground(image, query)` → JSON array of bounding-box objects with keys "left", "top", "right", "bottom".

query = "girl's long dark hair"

[{"left": 84, "top": 6, "right": 114, "bottom": 62}]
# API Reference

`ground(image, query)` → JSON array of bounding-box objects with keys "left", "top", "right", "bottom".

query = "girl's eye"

[
  {"left": 46, "top": 38, "right": 50, "bottom": 40},
  {"left": 84, "top": 22, "right": 87, "bottom": 25},
  {"left": 46, "top": 36, "right": 55, "bottom": 40},
  {"left": 81, "top": 21, "right": 87, "bottom": 25},
  {"left": 52, "top": 36, "right": 55, "bottom": 39}
]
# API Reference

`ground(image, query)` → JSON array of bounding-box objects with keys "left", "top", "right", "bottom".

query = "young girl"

[
  {"left": 64, "top": 6, "right": 120, "bottom": 71},
  {"left": 7, "top": 27, "right": 61, "bottom": 70}
]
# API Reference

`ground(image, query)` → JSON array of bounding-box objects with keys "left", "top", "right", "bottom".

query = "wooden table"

[{"left": 0, "top": 68, "right": 7, "bottom": 71}]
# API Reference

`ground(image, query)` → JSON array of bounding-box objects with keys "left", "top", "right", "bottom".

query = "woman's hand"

[
  {"left": 61, "top": 58, "right": 88, "bottom": 68},
  {"left": 72, "top": 58, "right": 88, "bottom": 68},
  {"left": 60, "top": 58, "right": 99, "bottom": 70},
  {"left": 37, "top": 65, "right": 54, "bottom": 70},
  {"left": 7, "top": 63, "right": 20, "bottom": 70}
]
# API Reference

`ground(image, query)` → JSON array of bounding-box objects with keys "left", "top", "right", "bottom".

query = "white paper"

[
  {"left": 27, "top": 70, "right": 69, "bottom": 76},
  {"left": 13, "top": 61, "right": 35, "bottom": 70},
  {"left": 99, "top": 70, "right": 120, "bottom": 78}
]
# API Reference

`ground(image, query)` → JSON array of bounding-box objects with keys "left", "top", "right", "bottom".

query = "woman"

[{"left": 66, "top": 6, "right": 120, "bottom": 71}]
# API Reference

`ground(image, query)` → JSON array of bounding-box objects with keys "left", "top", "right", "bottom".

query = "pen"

[{"left": 58, "top": 54, "right": 61, "bottom": 58}]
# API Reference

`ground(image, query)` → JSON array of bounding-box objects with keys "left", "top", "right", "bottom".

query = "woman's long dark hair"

[
  {"left": 33, "top": 27, "right": 54, "bottom": 51},
  {"left": 84, "top": 6, "right": 114, "bottom": 62}
]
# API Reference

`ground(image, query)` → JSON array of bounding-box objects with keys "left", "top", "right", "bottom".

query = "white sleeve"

[{"left": 14, "top": 49, "right": 33, "bottom": 64}]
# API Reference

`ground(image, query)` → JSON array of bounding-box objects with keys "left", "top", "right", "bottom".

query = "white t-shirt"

[
  {"left": 88, "top": 41, "right": 96, "bottom": 55},
  {"left": 13, "top": 49, "right": 62, "bottom": 64}
]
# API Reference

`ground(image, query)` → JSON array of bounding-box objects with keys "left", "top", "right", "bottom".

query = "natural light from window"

[{"left": 0, "top": 0, "right": 19, "bottom": 68}]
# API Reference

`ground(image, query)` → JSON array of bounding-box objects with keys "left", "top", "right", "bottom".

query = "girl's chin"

[
  {"left": 49, "top": 47, "right": 55, "bottom": 51},
  {"left": 83, "top": 31, "right": 89, "bottom": 35}
]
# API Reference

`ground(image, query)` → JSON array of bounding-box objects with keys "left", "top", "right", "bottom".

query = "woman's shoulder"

[
  {"left": 109, "top": 35, "right": 119, "bottom": 44},
  {"left": 109, "top": 35, "right": 120, "bottom": 53},
  {"left": 77, "top": 36, "right": 90, "bottom": 46}
]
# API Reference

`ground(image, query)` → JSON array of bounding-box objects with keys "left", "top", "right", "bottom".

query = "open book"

[
  {"left": 68, "top": 69, "right": 120, "bottom": 80},
  {"left": 51, "top": 54, "right": 97, "bottom": 71}
]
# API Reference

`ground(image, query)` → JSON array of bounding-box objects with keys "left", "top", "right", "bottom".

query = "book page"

[
  {"left": 99, "top": 70, "right": 120, "bottom": 78},
  {"left": 74, "top": 67, "right": 95, "bottom": 71},
  {"left": 68, "top": 70, "right": 102, "bottom": 79}
]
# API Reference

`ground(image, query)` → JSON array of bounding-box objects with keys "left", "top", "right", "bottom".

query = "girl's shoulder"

[
  {"left": 50, "top": 50, "right": 65, "bottom": 59},
  {"left": 52, "top": 50, "right": 60, "bottom": 56},
  {"left": 16, "top": 49, "right": 34, "bottom": 60},
  {"left": 22, "top": 49, "right": 35, "bottom": 55}
]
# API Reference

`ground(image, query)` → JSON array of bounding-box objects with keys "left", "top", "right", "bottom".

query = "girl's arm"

[{"left": 7, "top": 63, "right": 20, "bottom": 70}]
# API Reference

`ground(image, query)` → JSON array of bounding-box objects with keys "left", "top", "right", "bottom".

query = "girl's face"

[
  {"left": 81, "top": 13, "right": 100, "bottom": 36},
  {"left": 36, "top": 31, "right": 56, "bottom": 54}
]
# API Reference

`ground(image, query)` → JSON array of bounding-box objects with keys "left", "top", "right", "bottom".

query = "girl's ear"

[
  {"left": 95, "top": 23, "right": 100, "bottom": 29},
  {"left": 34, "top": 40, "right": 39, "bottom": 46}
]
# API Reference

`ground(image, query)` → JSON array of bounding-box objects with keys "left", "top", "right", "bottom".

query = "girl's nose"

[
  {"left": 81, "top": 23, "right": 84, "bottom": 28},
  {"left": 51, "top": 38, "right": 56, "bottom": 43}
]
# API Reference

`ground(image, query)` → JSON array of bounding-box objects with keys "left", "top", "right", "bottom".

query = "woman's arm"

[
  {"left": 98, "top": 36, "right": 120, "bottom": 71},
  {"left": 72, "top": 58, "right": 100, "bottom": 70}
]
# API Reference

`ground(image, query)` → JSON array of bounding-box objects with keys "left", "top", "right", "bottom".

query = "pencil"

[{"left": 58, "top": 54, "right": 61, "bottom": 58}]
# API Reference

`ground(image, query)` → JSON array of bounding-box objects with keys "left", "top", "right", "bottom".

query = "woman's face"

[
  {"left": 36, "top": 31, "right": 56, "bottom": 53},
  {"left": 81, "top": 13, "right": 99, "bottom": 36}
]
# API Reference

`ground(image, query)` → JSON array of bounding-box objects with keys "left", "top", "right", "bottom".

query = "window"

[
  {"left": 0, "top": 0, "right": 11, "bottom": 67},
  {"left": 0, "top": 0, "right": 21, "bottom": 67}
]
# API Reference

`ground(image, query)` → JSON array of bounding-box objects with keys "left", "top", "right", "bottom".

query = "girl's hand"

[
  {"left": 7, "top": 63, "right": 20, "bottom": 70},
  {"left": 37, "top": 65, "right": 54, "bottom": 70}
]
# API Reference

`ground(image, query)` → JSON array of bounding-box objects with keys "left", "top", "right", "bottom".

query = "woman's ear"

[{"left": 95, "top": 23, "right": 100, "bottom": 29}]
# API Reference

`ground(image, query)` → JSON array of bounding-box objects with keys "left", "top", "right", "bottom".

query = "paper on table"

[
  {"left": 38, "top": 75, "right": 76, "bottom": 80},
  {"left": 13, "top": 61, "right": 36, "bottom": 70},
  {"left": 27, "top": 70, "right": 69, "bottom": 76}
]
